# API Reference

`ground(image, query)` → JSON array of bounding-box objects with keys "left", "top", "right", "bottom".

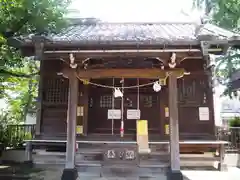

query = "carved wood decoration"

[
  {"left": 178, "top": 75, "right": 208, "bottom": 106},
  {"left": 47, "top": 52, "right": 200, "bottom": 73},
  {"left": 55, "top": 52, "right": 203, "bottom": 81}
]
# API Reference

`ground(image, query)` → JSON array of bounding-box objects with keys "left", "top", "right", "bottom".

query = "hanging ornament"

[
  {"left": 168, "top": 52, "right": 177, "bottom": 68},
  {"left": 82, "top": 79, "right": 89, "bottom": 85},
  {"left": 120, "top": 78, "right": 124, "bottom": 84},
  {"left": 69, "top": 53, "right": 78, "bottom": 68},
  {"left": 114, "top": 88, "right": 123, "bottom": 98},
  {"left": 153, "top": 81, "right": 162, "bottom": 92}
]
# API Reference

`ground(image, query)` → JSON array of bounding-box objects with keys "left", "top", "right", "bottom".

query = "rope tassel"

[{"left": 114, "top": 88, "right": 123, "bottom": 98}]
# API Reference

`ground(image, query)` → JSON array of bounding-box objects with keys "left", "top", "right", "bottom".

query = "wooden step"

[
  {"left": 76, "top": 161, "right": 102, "bottom": 167},
  {"left": 138, "top": 161, "right": 169, "bottom": 168},
  {"left": 77, "top": 149, "right": 103, "bottom": 154}
]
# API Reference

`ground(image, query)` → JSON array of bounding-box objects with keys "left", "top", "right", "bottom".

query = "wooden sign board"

[
  {"left": 137, "top": 120, "right": 148, "bottom": 135},
  {"left": 136, "top": 120, "right": 150, "bottom": 154},
  {"left": 108, "top": 109, "right": 121, "bottom": 119},
  {"left": 164, "top": 107, "right": 169, "bottom": 117},
  {"left": 76, "top": 125, "right": 83, "bottom": 134},
  {"left": 127, "top": 109, "right": 141, "bottom": 119},
  {"left": 77, "top": 106, "right": 84, "bottom": 116},
  {"left": 199, "top": 107, "right": 209, "bottom": 121},
  {"left": 165, "top": 124, "right": 169, "bottom": 135}
]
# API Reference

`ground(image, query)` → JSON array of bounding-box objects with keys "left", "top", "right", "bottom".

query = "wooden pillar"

[
  {"left": 83, "top": 84, "right": 89, "bottom": 135},
  {"left": 168, "top": 72, "right": 183, "bottom": 180},
  {"left": 61, "top": 71, "right": 78, "bottom": 180},
  {"left": 25, "top": 141, "right": 32, "bottom": 163},
  {"left": 218, "top": 144, "right": 227, "bottom": 171},
  {"left": 33, "top": 36, "right": 44, "bottom": 136}
]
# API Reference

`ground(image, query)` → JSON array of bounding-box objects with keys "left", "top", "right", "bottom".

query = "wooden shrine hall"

[{"left": 19, "top": 20, "right": 240, "bottom": 180}]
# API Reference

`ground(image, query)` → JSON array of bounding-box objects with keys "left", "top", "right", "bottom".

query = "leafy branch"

[
  {"left": 0, "top": 0, "right": 71, "bottom": 122},
  {"left": 0, "top": 69, "right": 39, "bottom": 78}
]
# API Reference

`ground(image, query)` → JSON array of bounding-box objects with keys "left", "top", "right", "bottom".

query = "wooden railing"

[
  {"left": 4, "top": 124, "right": 239, "bottom": 152},
  {"left": 7, "top": 124, "right": 36, "bottom": 144},
  {"left": 216, "top": 127, "right": 240, "bottom": 152}
]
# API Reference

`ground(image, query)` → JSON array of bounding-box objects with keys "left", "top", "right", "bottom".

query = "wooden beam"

[
  {"left": 44, "top": 48, "right": 222, "bottom": 54},
  {"left": 44, "top": 52, "right": 201, "bottom": 63},
  {"left": 76, "top": 68, "right": 185, "bottom": 79}
]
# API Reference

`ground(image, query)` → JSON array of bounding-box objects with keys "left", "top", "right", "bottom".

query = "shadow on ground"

[
  {"left": 0, "top": 163, "right": 44, "bottom": 180},
  {"left": 0, "top": 164, "right": 238, "bottom": 180}
]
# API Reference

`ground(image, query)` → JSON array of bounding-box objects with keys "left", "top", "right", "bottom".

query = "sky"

[{"left": 68, "top": 0, "right": 203, "bottom": 23}]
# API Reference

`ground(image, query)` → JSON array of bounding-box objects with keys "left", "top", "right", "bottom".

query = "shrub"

[
  {"left": 229, "top": 117, "right": 240, "bottom": 127},
  {"left": 0, "top": 111, "right": 33, "bottom": 149}
]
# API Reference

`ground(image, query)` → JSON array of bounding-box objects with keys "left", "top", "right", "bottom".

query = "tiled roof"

[{"left": 47, "top": 22, "right": 240, "bottom": 45}]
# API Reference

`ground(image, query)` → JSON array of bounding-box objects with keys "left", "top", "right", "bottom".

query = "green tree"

[
  {"left": 193, "top": 0, "right": 240, "bottom": 97},
  {"left": 0, "top": 0, "right": 71, "bottom": 122}
]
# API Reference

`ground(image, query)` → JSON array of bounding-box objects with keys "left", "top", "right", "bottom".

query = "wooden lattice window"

[
  {"left": 141, "top": 96, "right": 153, "bottom": 108},
  {"left": 100, "top": 95, "right": 112, "bottom": 108},
  {"left": 44, "top": 77, "right": 69, "bottom": 104}
]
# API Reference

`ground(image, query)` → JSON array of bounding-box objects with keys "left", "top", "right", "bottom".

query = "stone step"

[
  {"left": 99, "top": 166, "right": 168, "bottom": 178},
  {"left": 78, "top": 177, "right": 165, "bottom": 180}
]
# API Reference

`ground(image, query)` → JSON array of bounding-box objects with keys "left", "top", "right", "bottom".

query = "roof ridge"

[
  {"left": 76, "top": 22, "right": 199, "bottom": 26},
  {"left": 67, "top": 17, "right": 199, "bottom": 26}
]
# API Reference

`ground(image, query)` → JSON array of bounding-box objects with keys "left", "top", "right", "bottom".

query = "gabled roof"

[{"left": 44, "top": 22, "right": 240, "bottom": 45}]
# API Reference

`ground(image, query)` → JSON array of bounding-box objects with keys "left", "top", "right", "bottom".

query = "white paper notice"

[
  {"left": 108, "top": 109, "right": 121, "bottom": 119},
  {"left": 127, "top": 109, "right": 141, "bottom": 119},
  {"left": 199, "top": 107, "right": 209, "bottom": 121}
]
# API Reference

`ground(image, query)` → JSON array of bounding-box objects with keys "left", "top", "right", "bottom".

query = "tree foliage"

[
  {"left": 192, "top": 0, "right": 240, "bottom": 31},
  {"left": 193, "top": 0, "right": 240, "bottom": 95},
  {"left": 193, "top": 0, "right": 240, "bottom": 97},
  {"left": 0, "top": 0, "right": 70, "bottom": 122}
]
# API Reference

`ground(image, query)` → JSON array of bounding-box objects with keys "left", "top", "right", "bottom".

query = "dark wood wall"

[{"left": 39, "top": 57, "right": 215, "bottom": 139}]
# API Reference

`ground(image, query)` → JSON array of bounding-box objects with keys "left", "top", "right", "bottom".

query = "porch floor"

[{"left": 33, "top": 133, "right": 217, "bottom": 142}]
